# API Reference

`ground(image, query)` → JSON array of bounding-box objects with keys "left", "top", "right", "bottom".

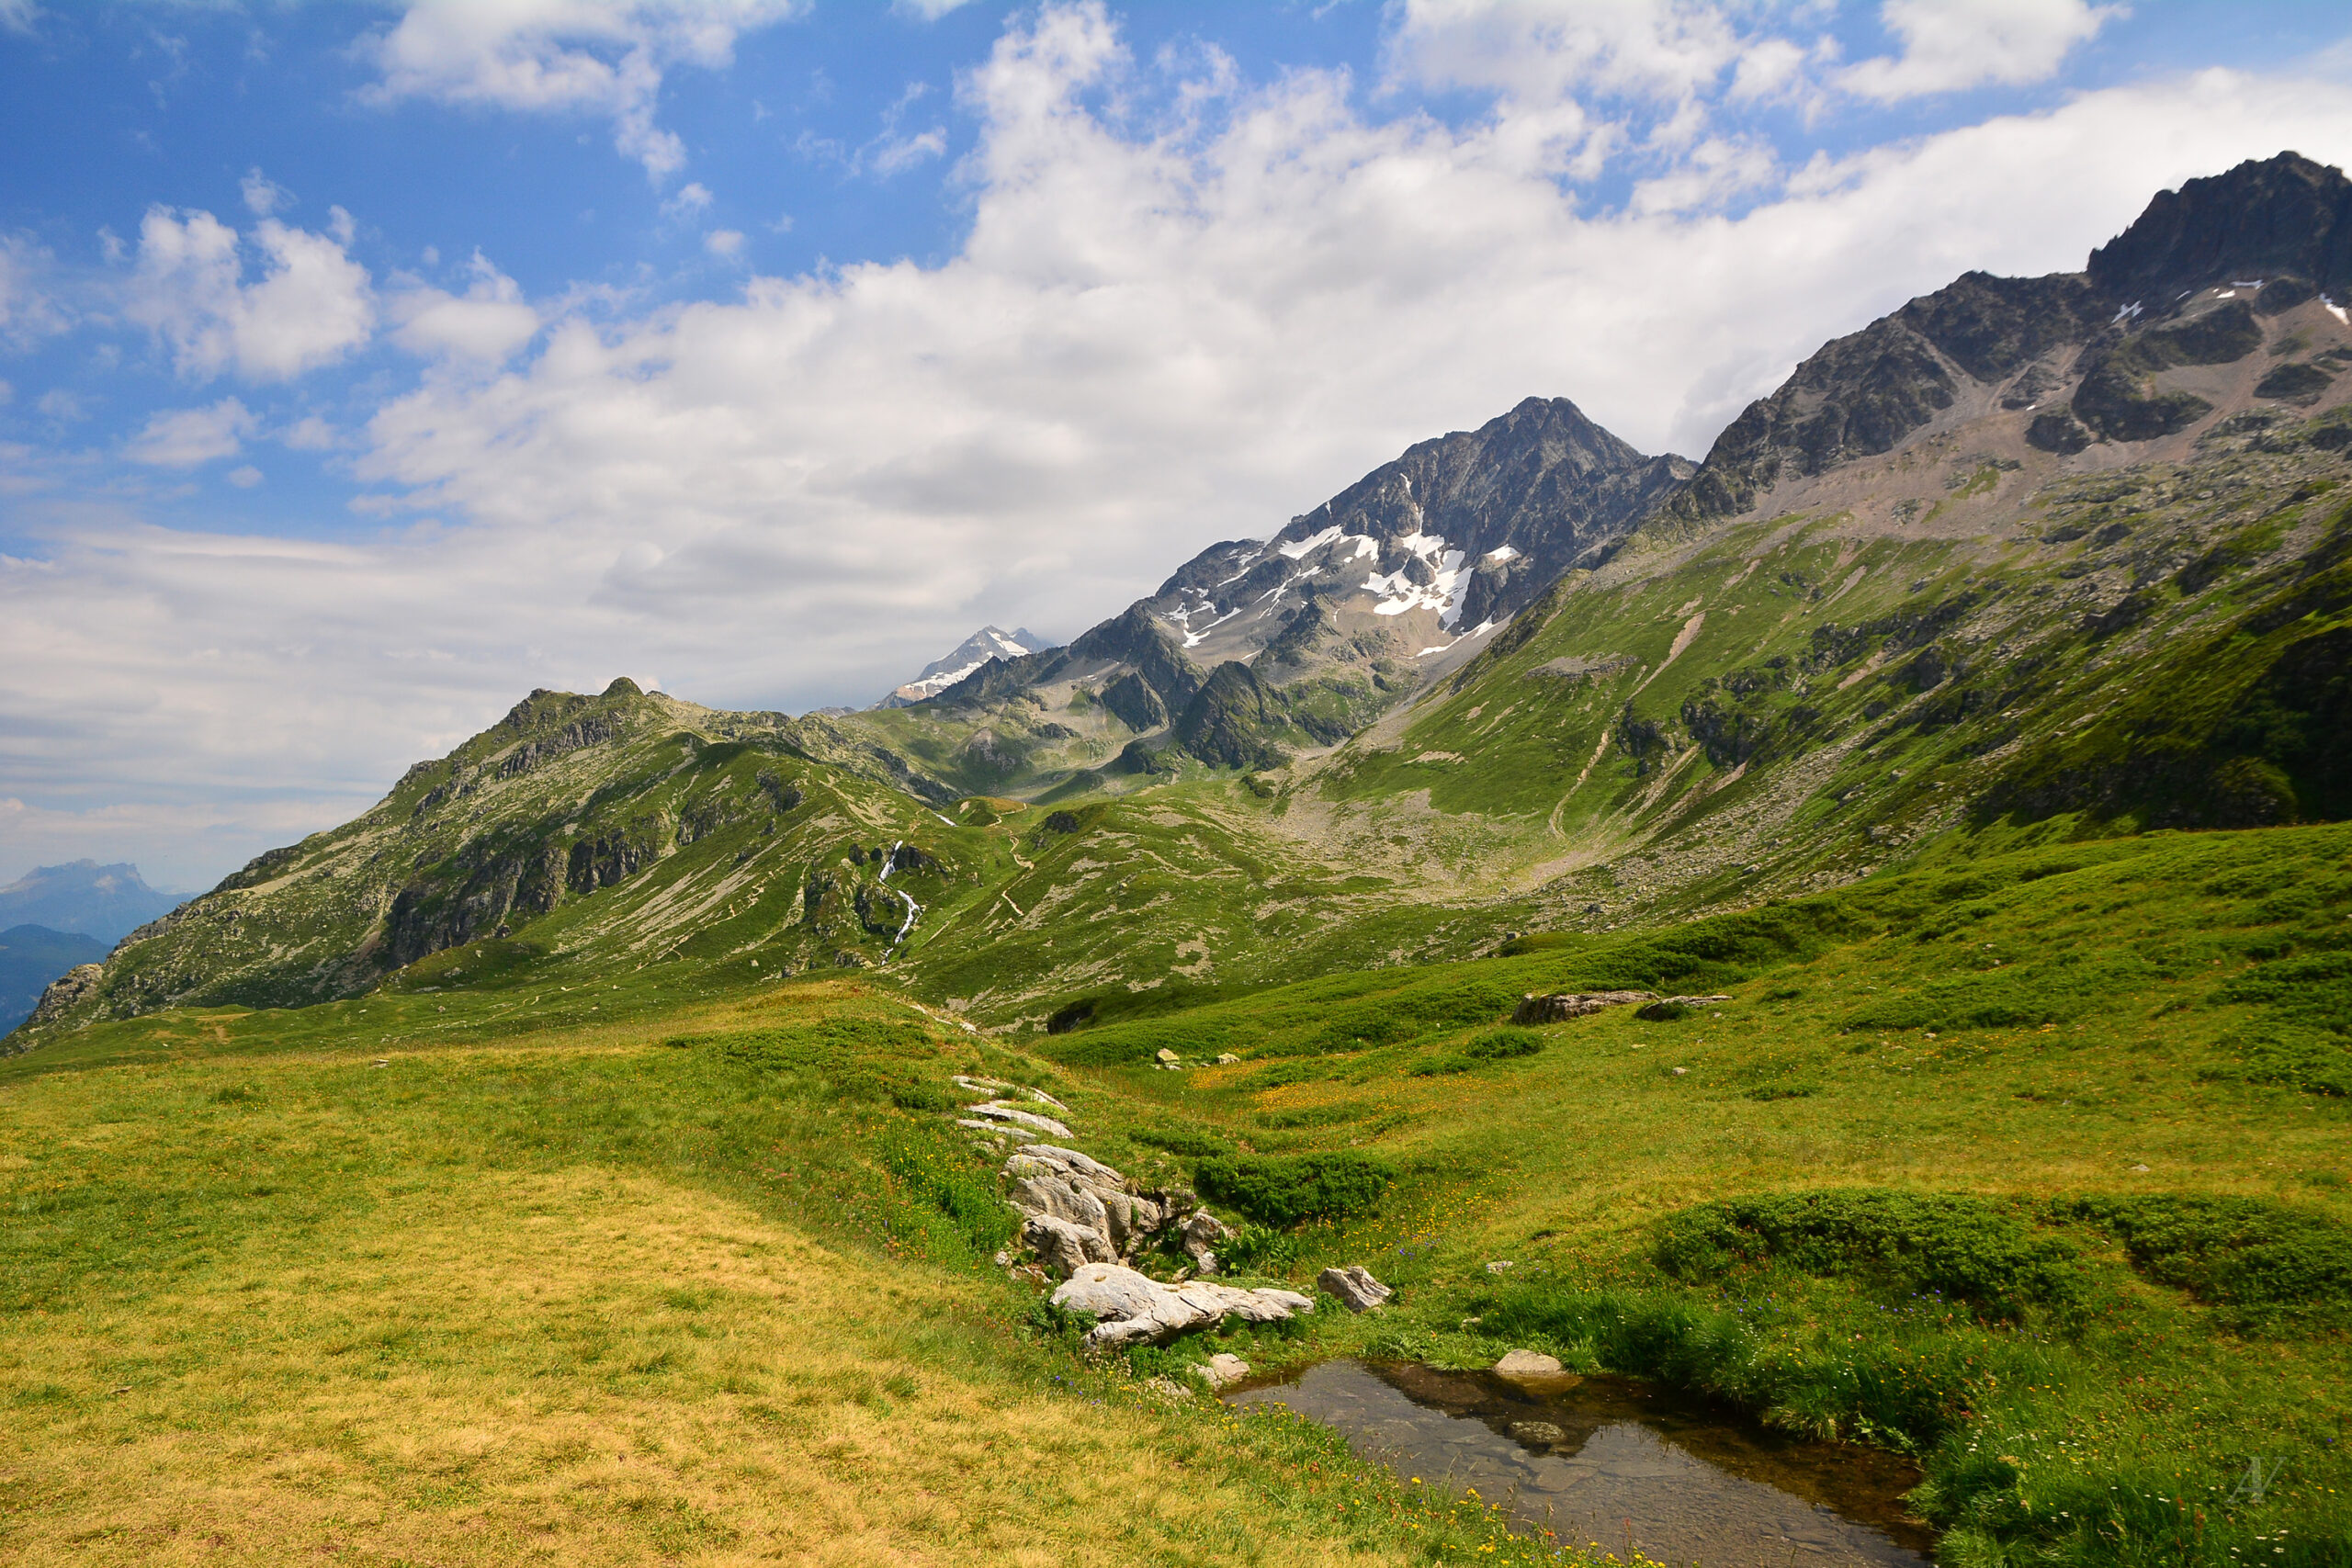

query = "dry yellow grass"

[{"left": 0, "top": 1068, "right": 1405, "bottom": 1566}]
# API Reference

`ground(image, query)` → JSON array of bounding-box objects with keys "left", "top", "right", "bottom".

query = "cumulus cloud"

[
  {"left": 1845, "top": 0, "right": 2122, "bottom": 102},
  {"left": 358, "top": 0, "right": 808, "bottom": 180},
  {"left": 125, "top": 208, "right": 376, "bottom": 380},
  {"left": 703, "top": 228, "right": 746, "bottom": 257},
  {"left": 126, "top": 398, "right": 257, "bottom": 467},
  {"left": 389, "top": 251, "right": 540, "bottom": 362},
  {"left": 11, "top": 4, "right": 2352, "bottom": 885}
]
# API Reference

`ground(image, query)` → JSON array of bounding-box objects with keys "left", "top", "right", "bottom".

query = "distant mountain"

[
  {"left": 0, "top": 861, "right": 182, "bottom": 944},
  {"left": 0, "top": 924, "right": 107, "bottom": 1035},
  {"left": 865, "top": 397, "right": 1691, "bottom": 789},
  {"left": 876, "top": 626, "right": 1057, "bottom": 707}
]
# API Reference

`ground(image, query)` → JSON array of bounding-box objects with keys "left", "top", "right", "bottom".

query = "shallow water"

[{"left": 1225, "top": 1359, "right": 1932, "bottom": 1567}]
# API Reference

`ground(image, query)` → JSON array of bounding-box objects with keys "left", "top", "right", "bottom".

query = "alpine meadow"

[{"left": 8, "top": 10, "right": 2352, "bottom": 1566}]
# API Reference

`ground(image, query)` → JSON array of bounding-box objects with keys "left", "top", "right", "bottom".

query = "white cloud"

[
  {"left": 703, "top": 228, "right": 746, "bottom": 257},
  {"left": 125, "top": 208, "right": 377, "bottom": 380},
  {"left": 9, "top": 6, "right": 2352, "bottom": 888},
  {"left": 0, "top": 232, "right": 71, "bottom": 348},
  {"left": 389, "top": 251, "right": 540, "bottom": 361},
  {"left": 280, "top": 415, "right": 344, "bottom": 450},
  {"left": 126, "top": 398, "right": 257, "bottom": 467},
  {"left": 0, "top": 0, "right": 37, "bottom": 39},
  {"left": 662, "top": 180, "right": 715, "bottom": 219},
  {"left": 894, "top": 0, "right": 974, "bottom": 18},
  {"left": 225, "top": 465, "right": 264, "bottom": 488},
  {"left": 358, "top": 0, "right": 808, "bottom": 181},
  {"left": 240, "top": 166, "right": 293, "bottom": 218},
  {"left": 1844, "top": 0, "right": 2122, "bottom": 102}
]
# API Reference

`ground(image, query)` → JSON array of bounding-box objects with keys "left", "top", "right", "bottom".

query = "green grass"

[
  {"left": 0, "top": 977, "right": 1582, "bottom": 1567},
  {"left": 1024, "top": 821, "right": 2352, "bottom": 1566}
]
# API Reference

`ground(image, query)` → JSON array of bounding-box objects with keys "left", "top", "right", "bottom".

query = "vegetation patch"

[
  {"left": 1193, "top": 1152, "right": 1394, "bottom": 1228},
  {"left": 2061, "top": 1194, "right": 2352, "bottom": 1331},
  {"left": 1655, "top": 1188, "right": 2089, "bottom": 1322}
]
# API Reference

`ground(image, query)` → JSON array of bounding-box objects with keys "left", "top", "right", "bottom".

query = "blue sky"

[{"left": 4, "top": 0, "right": 2351, "bottom": 890}]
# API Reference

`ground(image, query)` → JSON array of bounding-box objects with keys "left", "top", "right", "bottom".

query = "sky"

[{"left": 3, "top": 0, "right": 2351, "bottom": 893}]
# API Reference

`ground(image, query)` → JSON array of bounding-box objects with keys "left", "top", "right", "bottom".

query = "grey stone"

[
  {"left": 1317, "top": 1264, "right": 1393, "bottom": 1313},
  {"left": 1494, "top": 1348, "right": 1564, "bottom": 1378},
  {"left": 1023, "top": 1213, "right": 1114, "bottom": 1278},
  {"left": 1511, "top": 990, "right": 1655, "bottom": 1025},
  {"left": 1181, "top": 1210, "right": 1231, "bottom": 1273},
  {"left": 965, "top": 1101, "right": 1073, "bottom": 1138},
  {"left": 1510, "top": 1420, "right": 1566, "bottom": 1445},
  {"left": 1052, "top": 1263, "right": 1314, "bottom": 1350},
  {"left": 1204, "top": 1352, "right": 1251, "bottom": 1389}
]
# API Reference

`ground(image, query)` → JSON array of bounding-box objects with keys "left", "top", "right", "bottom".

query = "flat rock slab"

[
  {"left": 964, "top": 1102, "right": 1073, "bottom": 1138},
  {"left": 1495, "top": 1348, "right": 1566, "bottom": 1378},
  {"left": 1053, "top": 1263, "right": 1314, "bottom": 1349}
]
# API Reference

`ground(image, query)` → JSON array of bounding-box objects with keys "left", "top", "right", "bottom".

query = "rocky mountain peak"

[{"left": 2089, "top": 152, "right": 2352, "bottom": 307}]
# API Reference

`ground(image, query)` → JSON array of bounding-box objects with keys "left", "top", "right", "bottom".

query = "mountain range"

[
  {"left": 12, "top": 150, "right": 2352, "bottom": 1044},
  {"left": 0, "top": 861, "right": 183, "bottom": 945}
]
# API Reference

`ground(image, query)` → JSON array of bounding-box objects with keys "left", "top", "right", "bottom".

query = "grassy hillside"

[
  {"left": 1297, "top": 405, "right": 2352, "bottom": 931},
  {"left": 1027, "top": 824, "right": 2352, "bottom": 1566},
  {"left": 0, "top": 982, "right": 1565, "bottom": 1567},
  {"left": 8, "top": 822, "right": 2348, "bottom": 1563}
]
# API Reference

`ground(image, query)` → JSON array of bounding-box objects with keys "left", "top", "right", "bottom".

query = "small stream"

[{"left": 1225, "top": 1359, "right": 1932, "bottom": 1567}]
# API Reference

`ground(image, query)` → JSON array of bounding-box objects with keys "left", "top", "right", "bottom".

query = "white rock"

[
  {"left": 965, "top": 1102, "right": 1073, "bottom": 1138},
  {"left": 1494, "top": 1348, "right": 1564, "bottom": 1378},
  {"left": 1024, "top": 1213, "right": 1114, "bottom": 1278},
  {"left": 1317, "top": 1264, "right": 1393, "bottom": 1313},
  {"left": 1015, "top": 1144, "right": 1125, "bottom": 1184},
  {"left": 1204, "top": 1352, "right": 1251, "bottom": 1389},
  {"left": 1052, "top": 1263, "right": 1313, "bottom": 1349}
]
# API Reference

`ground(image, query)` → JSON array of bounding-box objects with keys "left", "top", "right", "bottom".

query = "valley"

[{"left": 7, "top": 152, "right": 2352, "bottom": 1567}]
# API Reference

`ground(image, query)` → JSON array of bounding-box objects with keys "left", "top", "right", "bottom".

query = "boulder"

[
  {"left": 1512, "top": 990, "right": 1656, "bottom": 1025},
  {"left": 1494, "top": 1348, "right": 1565, "bottom": 1378},
  {"left": 1181, "top": 1211, "right": 1231, "bottom": 1273},
  {"left": 1317, "top": 1264, "right": 1393, "bottom": 1313},
  {"left": 1023, "top": 1213, "right": 1114, "bottom": 1278},
  {"left": 1052, "top": 1262, "right": 1315, "bottom": 1350},
  {"left": 1204, "top": 1352, "right": 1252, "bottom": 1390}
]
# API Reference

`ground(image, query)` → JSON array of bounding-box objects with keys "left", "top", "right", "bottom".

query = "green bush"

[
  {"left": 1461, "top": 1027, "right": 1545, "bottom": 1060},
  {"left": 2061, "top": 1194, "right": 2352, "bottom": 1330},
  {"left": 1216, "top": 1222, "right": 1301, "bottom": 1275},
  {"left": 1194, "top": 1152, "right": 1394, "bottom": 1228},
  {"left": 1655, "top": 1188, "right": 2088, "bottom": 1322},
  {"left": 1129, "top": 1124, "right": 1234, "bottom": 1157},
  {"left": 1635, "top": 1000, "right": 1693, "bottom": 1022}
]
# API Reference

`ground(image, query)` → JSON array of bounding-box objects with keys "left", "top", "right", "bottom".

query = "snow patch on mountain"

[{"left": 877, "top": 626, "right": 1056, "bottom": 707}]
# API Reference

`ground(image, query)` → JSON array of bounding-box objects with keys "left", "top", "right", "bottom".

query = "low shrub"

[
  {"left": 1129, "top": 1124, "right": 1233, "bottom": 1157},
  {"left": 1655, "top": 1188, "right": 2088, "bottom": 1322},
  {"left": 1195, "top": 1152, "right": 1394, "bottom": 1228},
  {"left": 1460, "top": 1027, "right": 1545, "bottom": 1060},
  {"left": 2061, "top": 1193, "right": 2352, "bottom": 1330},
  {"left": 1635, "top": 1000, "right": 1693, "bottom": 1022}
]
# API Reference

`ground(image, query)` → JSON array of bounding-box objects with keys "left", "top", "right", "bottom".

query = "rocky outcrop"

[
  {"left": 1052, "top": 1263, "right": 1315, "bottom": 1350},
  {"left": 1512, "top": 989, "right": 1658, "bottom": 1024},
  {"left": 1511, "top": 989, "right": 1728, "bottom": 1024},
  {"left": 8, "top": 963, "right": 103, "bottom": 1050},
  {"left": 1317, "top": 1264, "right": 1393, "bottom": 1313}
]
